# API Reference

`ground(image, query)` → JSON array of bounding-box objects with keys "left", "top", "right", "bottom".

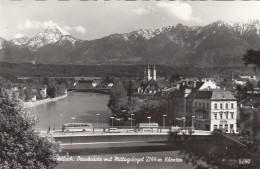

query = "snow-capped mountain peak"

[
  {"left": 122, "top": 26, "right": 173, "bottom": 41},
  {"left": 9, "top": 37, "right": 30, "bottom": 45},
  {"left": 43, "top": 24, "right": 69, "bottom": 36},
  {"left": 231, "top": 20, "right": 260, "bottom": 35},
  {"left": 26, "top": 24, "right": 76, "bottom": 51}
]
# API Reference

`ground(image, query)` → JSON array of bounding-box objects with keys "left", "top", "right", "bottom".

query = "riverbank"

[{"left": 24, "top": 93, "right": 68, "bottom": 107}]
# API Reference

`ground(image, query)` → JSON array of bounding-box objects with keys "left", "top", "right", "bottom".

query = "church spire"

[
  {"left": 153, "top": 64, "right": 156, "bottom": 81},
  {"left": 147, "top": 62, "right": 151, "bottom": 81}
]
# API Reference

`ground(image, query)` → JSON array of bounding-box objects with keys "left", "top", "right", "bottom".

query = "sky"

[{"left": 1, "top": 0, "right": 260, "bottom": 41}]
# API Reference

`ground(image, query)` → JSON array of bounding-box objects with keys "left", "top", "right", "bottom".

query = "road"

[{"left": 39, "top": 128, "right": 212, "bottom": 137}]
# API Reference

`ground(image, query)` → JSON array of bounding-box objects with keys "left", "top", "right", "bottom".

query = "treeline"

[
  {"left": 0, "top": 76, "right": 74, "bottom": 101},
  {"left": 0, "top": 62, "right": 258, "bottom": 79},
  {"left": 107, "top": 81, "right": 168, "bottom": 126}
]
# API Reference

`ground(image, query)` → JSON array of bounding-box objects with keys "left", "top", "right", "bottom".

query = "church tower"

[
  {"left": 147, "top": 62, "right": 152, "bottom": 81},
  {"left": 153, "top": 64, "right": 156, "bottom": 81}
]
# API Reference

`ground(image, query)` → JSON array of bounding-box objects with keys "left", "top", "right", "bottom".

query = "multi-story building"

[
  {"left": 192, "top": 89, "right": 237, "bottom": 133},
  {"left": 166, "top": 80, "right": 218, "bottom": 126}
]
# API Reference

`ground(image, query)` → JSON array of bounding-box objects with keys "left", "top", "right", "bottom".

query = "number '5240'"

[{"left": 238, "top": 159, "right": 251, "bottom": 164}]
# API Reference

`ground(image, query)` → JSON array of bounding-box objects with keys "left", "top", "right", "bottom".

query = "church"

[{"left": 137, "top": 63, "right": 161, "bottom": 94}]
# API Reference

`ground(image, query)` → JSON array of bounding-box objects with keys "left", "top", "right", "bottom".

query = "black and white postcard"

[{"left": 0, "top": 1, "right": 260, "bottom": 169}]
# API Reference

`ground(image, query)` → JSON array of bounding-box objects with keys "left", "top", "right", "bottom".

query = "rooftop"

[{"left": 193, "top": 89, "right": 236, "bottom": 100}]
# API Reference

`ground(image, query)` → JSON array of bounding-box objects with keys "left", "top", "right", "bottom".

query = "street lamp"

[
  {"left": 110, "top": 117, "right": 114, "bottom": 128},
  {"left": 60, "top": 114, "right": 63, "bottom": 131},
  {"left": 163, "top": 115, "right": 167, "bottom": 129},
  {"left": 147, "top": 116, "right": 151, "bottom": 132},
  {"left": 71, "top": 117, "right": 75, "bottom": 134},
  {"left": 182, "top": 117, "right": 186, "bottom": 128},
  {"left": 192, "top": 116, "right": 195, "bottom": 128},
  {"left": 147, "top": 116, "right": 151, "bottom": 124},
  {"left": 130, "top": 114, "right": 134, "bottom": 129},
  {"left": 96, "top": 114, "right": 100, "bottom": 128}
]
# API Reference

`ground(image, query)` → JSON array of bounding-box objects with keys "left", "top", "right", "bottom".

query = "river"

[{"left": 30, "top": 92, "right": 112, "bottom": 130}]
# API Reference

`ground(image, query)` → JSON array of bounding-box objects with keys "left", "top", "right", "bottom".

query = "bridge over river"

[
  {"left": 67, "top": 88, "right": 111, "bottom": 94},
  {"left": 40, "top": 128, "right": 212, "bottom": 145}
]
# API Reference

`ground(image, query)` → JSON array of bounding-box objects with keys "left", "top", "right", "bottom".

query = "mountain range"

[{"left": 1, "top": 20, "right": 260, "bottom": 67}]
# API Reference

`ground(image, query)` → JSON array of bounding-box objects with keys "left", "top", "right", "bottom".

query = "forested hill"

[{"left": 0, "top": 62, "right": 258, "bottom": 78}]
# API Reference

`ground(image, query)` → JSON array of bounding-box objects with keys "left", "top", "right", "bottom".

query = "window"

[
  {"left": 225, "top": 124, "right": 228, "bottom": 132},
  {"left": 231, "top": 103, "right": 234, "bottom": 109},
  {"left": 195, "top": 102, "right": 197, "bottom": 107},
  {"left": 203, "top": 103, "right": 205, "bottom": 108},
  {"left": 214, "top": 113, "right": 217, "bottom": 119},
  {"left": 220, "top": 112, "right": 223, "bottom": 119},
  {"left": 225, "top": 112, "right": 228, "bottom": 119},
  {"left": 220, "top": 103, "right": 223, "bottom": 109},
  {"left": 207, "top": 103, "right": 209, "bottom": 109},
  {"left": 199, "top": 103, "right": 201, "bottom": 108},
  {"left": 230, "top": 124, "right": 234, "bottom": 130},
  {"left": 231, "top": 112, "right": 234, "bottom": 119},
  {"left": 214, "top": 103, "right": 217, "bottom": 109},
  {"left": 214, "top": 125, "right": 217, "bottom": 129},
  {"left": 226, "top": 103, "right": 228, "bottom": 109}
]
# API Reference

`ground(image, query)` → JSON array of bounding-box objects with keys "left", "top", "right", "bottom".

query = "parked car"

[{"left": 108, "top": 128, "right": 121, "bottom": 133}]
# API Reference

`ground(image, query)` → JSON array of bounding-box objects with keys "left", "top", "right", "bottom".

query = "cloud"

[
  {"left": 156, "top": 1, "right": 193, "bottom": 21},
  {"left": 63, "top": 25, "right": 72, "bottom": 32},
  {"left": 73, "top": 26, "right": 86, "bottom": 34},
  {"left": 14, "top": 33, "right": 25, "bottom": 38},
  {"left": 17, "top": 19, "right": 87, "bottom": 34},
  {"left": 17, "top": 19, "right": 42, "bottom": 30},
  {"left": 132, "top": 8, "right": 150, "bottom": 15}
]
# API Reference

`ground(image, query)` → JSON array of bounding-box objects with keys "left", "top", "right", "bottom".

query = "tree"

[
  {"left": 47, "top": 87, "right": 56, "bottom": 99},
  {"left": 242, "top": 49, "right": 260, "bottom": 71},
  {"left": 107, "top": 82, "right": 128, "bottom": 115},
  {"left": 170, "top": 74, "right": 181, "bottom": 82},
  {"left": 56, "top": 84, "right": 66, "bottom": 96},
  {"left": 177, "top": 133, "right": 260, "bottom": 169},
  {"left": 23, "top": 88, "right": 33, "bottom": 101},
  {"left": 245, "top": 81, "right": 254, "bottom": 91},
  {"left": 0, "top": 90, "right": 60, "bottom": 168}
]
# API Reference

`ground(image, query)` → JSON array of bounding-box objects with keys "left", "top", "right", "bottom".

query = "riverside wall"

[
  {"left": 53, "top": 134, "right": 211, "bottom": 144},
  {"left": 24, "top": 93, "right": 67, "bottom": 107}
]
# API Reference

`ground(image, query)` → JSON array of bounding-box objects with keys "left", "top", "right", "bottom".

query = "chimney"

[
  {"left": 207, "top": 86, "right": 210, "bottom": 90},
  {"left": 176, "top": 83, "right": 180, "bottom": 90},
  {"left": 193, "top": 81, "right": 196, "bottom": 88}
]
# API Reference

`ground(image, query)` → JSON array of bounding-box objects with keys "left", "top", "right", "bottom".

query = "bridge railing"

[{"left": 43, "top": 126, "right": 203, "bottom": 136}]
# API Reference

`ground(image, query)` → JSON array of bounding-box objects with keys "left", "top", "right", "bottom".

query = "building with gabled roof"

[
  {"left": 137, "top": 63, "right": 161, "bottom": 95},
  {"left": 166, "top": 80, "right": 219, "bottom": 126},
  {"left": 192, "top": 89, "right": 237, "bottom": 133}
]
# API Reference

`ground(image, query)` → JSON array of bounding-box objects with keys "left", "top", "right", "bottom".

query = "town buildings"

[
  {"left": 166, "top": 79, "right": 219, "bottom": 126},
  {"left": 192, "top": 89, "right": 237, "bottom": 133},
  {"left": 166, "top": 78, "right": 238, "bottom": 133}
]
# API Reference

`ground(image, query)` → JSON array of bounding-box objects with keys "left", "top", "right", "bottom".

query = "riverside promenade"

[{"left": 24, "top": 93, "right": 67, "bottom": 107}]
